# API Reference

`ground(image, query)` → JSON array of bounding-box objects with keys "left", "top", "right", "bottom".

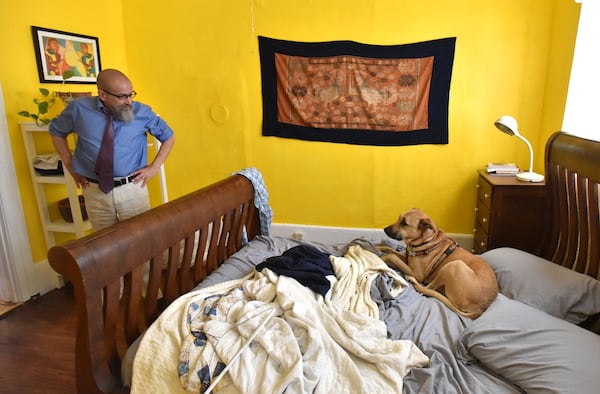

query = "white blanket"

[{"left": 131, "top": 245, "right": 429, "bottom": 393}]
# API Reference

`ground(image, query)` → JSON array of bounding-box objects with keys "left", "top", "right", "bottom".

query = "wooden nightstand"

[{"left": 473, "top": 169, "right": 547, "bottom": 255}]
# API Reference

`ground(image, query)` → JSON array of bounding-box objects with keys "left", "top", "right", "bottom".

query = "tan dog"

[{"left": 378, "top": 209, "right": 498, "bottom": 319}]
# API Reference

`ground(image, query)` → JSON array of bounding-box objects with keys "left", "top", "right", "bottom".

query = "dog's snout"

[{"left": 384, "top": 225, "right": 402, "bottom": 240}]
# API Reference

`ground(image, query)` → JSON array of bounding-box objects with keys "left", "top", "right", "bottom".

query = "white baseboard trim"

[
  {"left": 271, "top": 223, "right": 474, "bottom": 251},
  {"left": 29, "top": 259, "right": 64, "bottom": 296}
]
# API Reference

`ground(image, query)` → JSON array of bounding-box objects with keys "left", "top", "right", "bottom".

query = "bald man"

[{"left": 50, "top": 68, "right": 175, "bottom": 231}]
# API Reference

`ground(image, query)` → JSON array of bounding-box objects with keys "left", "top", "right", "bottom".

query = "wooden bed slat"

[
  {"left": 163, "top": 243, "right": 181, "bottom": 305},
  {"left": 193, "top": 226, "right": 210, "bottom": 284},
  {"left": 574, "top": 175, "right": 590, "bottom": 274},
  {"left": 179, "top": 235, "right": 196, "bottom": 293},
  {"left": 144, "top": 256, "right": 163, "bottom": 322},
  {"left": 589, "top": 183, "right": 600, "bottom": 278},
  {"left": 565, "top": 170, "right": 579, "bottom": 269}
]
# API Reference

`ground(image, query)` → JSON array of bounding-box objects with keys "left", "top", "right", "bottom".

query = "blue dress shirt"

[{"left": 49, "top": 96, "right": 174, "bottom": 179}]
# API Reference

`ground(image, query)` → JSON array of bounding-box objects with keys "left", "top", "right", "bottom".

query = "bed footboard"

[{"left": 48, "top": 174, "right": 260, "bottom": 394}]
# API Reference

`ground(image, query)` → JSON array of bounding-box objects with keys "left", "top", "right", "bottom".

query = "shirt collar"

[{"left": 97, "top": 97, "right": 108, "bottom": 113}]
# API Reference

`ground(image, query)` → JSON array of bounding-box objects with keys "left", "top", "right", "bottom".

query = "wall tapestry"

[{"left": 258, "top": 36, "right": 456, "bottom": 146}]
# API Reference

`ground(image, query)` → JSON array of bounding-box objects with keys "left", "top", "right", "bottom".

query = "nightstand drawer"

[
  {"left": 473, "top": 222, "right": 488, "bottom": 254},
  {"left": 475, "top": 201, "right": 490, "bottom": 233},
  {"left": 476, "top": 178, "right": 493, "bottom": 209}
]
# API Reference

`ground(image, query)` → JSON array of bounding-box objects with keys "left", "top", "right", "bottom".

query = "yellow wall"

[{"left": 1, "top": 0, "right": 580, "bottom": 262}]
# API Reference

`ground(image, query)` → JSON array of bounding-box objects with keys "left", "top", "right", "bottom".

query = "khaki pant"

[{"left": 82, "top": 181, "right": 151, "bottom": 232}]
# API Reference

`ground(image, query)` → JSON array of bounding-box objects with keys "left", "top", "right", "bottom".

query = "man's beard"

[{"left": 112, "top": 105, "right": 134, "bottom": 123}]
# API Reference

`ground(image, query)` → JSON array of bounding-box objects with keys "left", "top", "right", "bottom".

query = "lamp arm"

[{"left": 514, "top": 134, "right": 534, "bottom": 173}]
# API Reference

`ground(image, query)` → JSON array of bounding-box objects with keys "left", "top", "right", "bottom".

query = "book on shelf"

[{"left": 486, "top": 162, "right": 520, "bottom": 175}]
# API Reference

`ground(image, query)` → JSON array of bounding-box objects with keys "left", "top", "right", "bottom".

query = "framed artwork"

[
  {"left": 31, "top": 26, "right": 101, "bottom": 84},
  {"left": 259, "top": 36, "right": 456, "bottom": 146}
]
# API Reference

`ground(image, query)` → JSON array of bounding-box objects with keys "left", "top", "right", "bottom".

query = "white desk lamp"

[{"left": 494, "top": 115, "right": 544, "bottom": 182}]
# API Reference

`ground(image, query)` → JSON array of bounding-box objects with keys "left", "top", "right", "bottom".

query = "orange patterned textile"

[
  {"left": 259, "top": 36, "right": 456, "bottom": 146},
  {"left": 275, "top": 54, "right": 433, "bottom": 132}
]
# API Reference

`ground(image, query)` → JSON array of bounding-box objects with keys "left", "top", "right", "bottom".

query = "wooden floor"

[{"left": 0, "top": 286, "right": 77, "bottom": 394}]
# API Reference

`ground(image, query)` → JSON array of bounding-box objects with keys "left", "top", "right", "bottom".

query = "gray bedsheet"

[
  {"left": 372, "top": 274, "right": 521, "bottom": 393},
  {"left": 125, "top": 235, "right": 522, "bottom": 393}
]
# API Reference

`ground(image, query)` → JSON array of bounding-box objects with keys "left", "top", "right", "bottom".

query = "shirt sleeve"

[
  {"left": 139, "top": 105, "right": 174, "bottom": 143},
  {"left": 48, "top": 101, "right": 76, "bottom": 138}
]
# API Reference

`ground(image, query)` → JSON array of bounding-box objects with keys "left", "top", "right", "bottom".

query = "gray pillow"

[
  {"left": 481, "top": 247, "right": 600, "bottom": 324},
  {"left": 459, "top": 294, "right": 600, "bottom": 394}
]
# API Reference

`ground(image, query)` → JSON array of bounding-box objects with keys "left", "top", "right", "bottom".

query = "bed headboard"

[
  {"left": 541, "top": 131, "right": 600, "bottom": 281},
  {"left": 48, "top": 174, "right": 260, "bottom": 394}
]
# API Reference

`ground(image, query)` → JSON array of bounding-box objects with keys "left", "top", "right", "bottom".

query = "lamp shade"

[
  {"left": 494, "top": 115, "right": 519, "bottom": 136},
  {"left": 493, "top": 115, "right": 544, "bottom": 183}
]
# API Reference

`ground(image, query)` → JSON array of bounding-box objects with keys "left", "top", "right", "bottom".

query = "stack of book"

[{"left": 486, "top": 162, "right": 520, "bottom": 175}]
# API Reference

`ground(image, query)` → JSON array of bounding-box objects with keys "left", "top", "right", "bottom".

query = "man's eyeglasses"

[{"left": 102, "top": 89, "right": 137, "bottom": 100}]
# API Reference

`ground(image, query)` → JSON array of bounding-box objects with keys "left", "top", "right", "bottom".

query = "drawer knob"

[
  {"left": 474, "top": 207, "right": 479, "bottom": 212},
  {"left": 473, "top": 228, "right": 477, "bottom": 233},
  {"left": 484, "top": 193, "right": 490, "bottom": 199},
  {"left": 480, "top": 241, "right": 486, "bottom": 247},
  {"left": 476, "top": 184, "right": 481, "bottom": 189},
  {"left": 482, "top": 218, "right": 488, "bottom": 223}
]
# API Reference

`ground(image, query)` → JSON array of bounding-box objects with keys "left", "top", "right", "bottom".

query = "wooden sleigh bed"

[{"left": 48, "top": 131, "right": 600, "bottom": 394}]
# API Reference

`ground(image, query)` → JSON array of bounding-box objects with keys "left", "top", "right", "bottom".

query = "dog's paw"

[
  {"left": 376, "top": 245, "right": 396, "bottom": 254},
  {"left": 378, "top": 238, "right": 406, "bottom": 252},
  {"left": 406, "top": 276, "right": 419, "bottom": 286}
]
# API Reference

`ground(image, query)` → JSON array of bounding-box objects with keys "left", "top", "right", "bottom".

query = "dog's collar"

[
  {"left": 443, "top": 240, "right": 459, "bottom": 256},
  {"left": 407, "top": 239, "right": 458, "bottom": 257},
  {"left": 407, "top": 242, "right": 441, "bottom": 256}
]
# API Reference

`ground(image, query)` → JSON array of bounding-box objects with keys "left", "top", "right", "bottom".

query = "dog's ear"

[{"left": 418, "top": 218, "right": 434, "bottom": 232}]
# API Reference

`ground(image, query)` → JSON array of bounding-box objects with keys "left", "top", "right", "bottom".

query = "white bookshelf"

[{"left": 20, "top": 122, "right": 91, "bottom": 249}]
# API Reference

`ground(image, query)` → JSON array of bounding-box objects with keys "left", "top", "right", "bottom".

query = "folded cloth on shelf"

[{"left": 33, "top": 153, "right": 63, "bottom": 175}]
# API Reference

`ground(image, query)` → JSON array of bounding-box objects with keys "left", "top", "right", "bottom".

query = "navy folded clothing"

[{"left": 256, "top": 244, "right": 334, "bottom": 296}]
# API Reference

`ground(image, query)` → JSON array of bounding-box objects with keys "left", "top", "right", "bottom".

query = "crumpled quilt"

[{"left": 131, "top": 245, "right": 429, "bottom": 394}]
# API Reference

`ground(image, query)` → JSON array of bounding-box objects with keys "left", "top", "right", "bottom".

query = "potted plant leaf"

[
  {"left": 18, "top": 70, "right": 76, "bottom": 126},
  {"left": 18, "top": 87, "right": 57, "bottom": 127}
]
